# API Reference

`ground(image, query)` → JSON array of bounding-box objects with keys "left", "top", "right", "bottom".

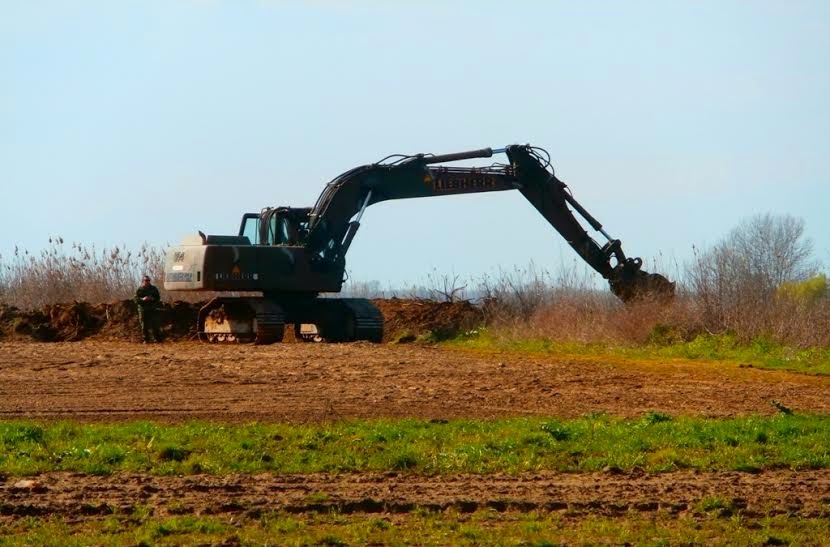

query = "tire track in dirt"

[
  {"left": 1, "top": 341, "right": 829, "bottom": 421},
  {"left": 2, "top": 471, "right": 829, "bottom": 522}
]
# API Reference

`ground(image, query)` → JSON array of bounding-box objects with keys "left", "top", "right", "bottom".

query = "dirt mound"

[
  {"left": 92, "top": 300, "right": 198, "bottom": 341},
  {"left": 43, "top": 302, "right": 104, "bottom": 341},
  {"left": 0, "top": 301, "right": 200, "bottom": 343},
  {"left": 0, "top": 305, "right": 60, "bottom": 341},
  {"left": 372, "top": 298, "right": 482, "bottom": 342},
  {"left": 0, "top": 298, "right": 481, "bottom": 343}
]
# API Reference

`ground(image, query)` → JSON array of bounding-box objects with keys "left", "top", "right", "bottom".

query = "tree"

[
  {"left": 724, "top": 213, "right": 816, "bottom": 290},
  {"left": 687, "top": 213, "right": 819, "bottom": 328}
]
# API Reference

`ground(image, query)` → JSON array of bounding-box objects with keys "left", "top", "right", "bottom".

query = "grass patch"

[
  {"left": 1, "top": 415, "right": 829, "bottom": 476},
  {"left": 1, "top": 510, "right": 829, "bottom": 546},
  {"left": 445, "top": 330, "right": 830, "bottom": 375}
]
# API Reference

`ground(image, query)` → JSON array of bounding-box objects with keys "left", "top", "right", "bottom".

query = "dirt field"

[
  {"left": 2, "top": 340, "right": 829, "bottom": 536},
  {"left": 1, "top": 341, "right": 829, "bottom": 421}
]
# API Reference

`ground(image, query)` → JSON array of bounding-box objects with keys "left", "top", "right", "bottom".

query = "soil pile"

[
  {"left": 0, "top": 298, "right": 482, "bottom": 343},
  {"left": 372, "top": 298, "right": 482, "bottom": 342},
  {"left": 0, "top": 301, "right": 199, "bottom": 342}
]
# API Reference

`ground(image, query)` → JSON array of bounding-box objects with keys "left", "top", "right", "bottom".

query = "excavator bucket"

[{"left": 608, "top": 260, "right": 676, "bottom": 303}]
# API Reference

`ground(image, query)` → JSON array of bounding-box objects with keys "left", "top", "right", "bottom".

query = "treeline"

[{"left": 2, "top": 214, "right": 827, "bottom": 347}]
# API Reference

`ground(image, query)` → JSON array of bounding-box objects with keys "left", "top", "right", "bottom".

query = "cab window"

[{"left": 239, "top": 214, "right": 260, "bottom": 245}]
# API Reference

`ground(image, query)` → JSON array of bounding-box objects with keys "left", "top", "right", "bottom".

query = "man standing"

[{"left": 135, "top": 275, "right": 162, "bottom": 343}]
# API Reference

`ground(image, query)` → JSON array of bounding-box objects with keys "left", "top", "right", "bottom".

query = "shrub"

[
  {"left": 686, "top": 213, "right": 819, "bottom": 336},
  {"left": 778, "top": 274, "right": 827, "bottom": 304}
]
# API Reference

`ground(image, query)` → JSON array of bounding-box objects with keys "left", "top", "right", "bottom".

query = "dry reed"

[{"left": 0, "top": 239, "right": 168, "bottom": 309}]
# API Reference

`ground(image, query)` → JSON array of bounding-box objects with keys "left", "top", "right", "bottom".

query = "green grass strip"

[
  {"left": 445, "top": 330, "right": 830, "bottom": 375},
  {"left": 1, "top": 414, "right": 829, "bottom": 476},
  {"left": 2, "top": 510, "right": 829, "bottom": 546}
]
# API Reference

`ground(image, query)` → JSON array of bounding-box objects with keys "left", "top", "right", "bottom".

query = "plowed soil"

[
  {"left": 3, "top": 470, "right": 829, "bottom": 522},
  {"left": 1, "top": 341, "right": 829, "bottom": 421}
]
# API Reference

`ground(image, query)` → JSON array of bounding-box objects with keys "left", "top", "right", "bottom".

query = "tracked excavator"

[{"left": 164, "top": 144, "right": 674, "bottom": 344}]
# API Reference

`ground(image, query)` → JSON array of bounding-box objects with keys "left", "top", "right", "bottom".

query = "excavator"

[{"left": 163, "top": 144, "right": 674, "bottom": 343}]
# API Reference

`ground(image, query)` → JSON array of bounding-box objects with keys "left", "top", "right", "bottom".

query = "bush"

[
  {"left": 680, "top": 213, "right": 828, "bottom": 345},
  {"left": 778, "top": 274, "right": 827, "bottom": 304}
]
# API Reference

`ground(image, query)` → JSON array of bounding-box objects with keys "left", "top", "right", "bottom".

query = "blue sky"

[{"left": 2, "top": 1, "right": 828, "bottom": 286}]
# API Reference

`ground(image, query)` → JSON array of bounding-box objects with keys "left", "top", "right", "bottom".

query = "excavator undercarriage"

[{"left": 198, "top": 296, "right": 383, "bottom": 344}]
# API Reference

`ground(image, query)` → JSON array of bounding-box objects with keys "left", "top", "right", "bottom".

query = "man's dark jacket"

[{"left": 135, "top": 284, "right": 160, "bottom": 307}]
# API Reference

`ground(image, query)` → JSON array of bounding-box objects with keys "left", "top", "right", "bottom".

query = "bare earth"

[
  {"left": 0, "top": 341, "right": 828, "bottom": 421},
  {"left": 3, "top": 471, "right": 829, "bottom": 522},
  {"left": 1, "top": 341, "right": 829, "bottom": 528}
]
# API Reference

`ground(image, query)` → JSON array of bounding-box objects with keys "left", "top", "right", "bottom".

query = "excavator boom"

[{"left": 303, "top": 144, "right": 674, "bottom": 302}]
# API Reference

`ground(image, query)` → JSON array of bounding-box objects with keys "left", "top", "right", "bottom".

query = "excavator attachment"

[{"left": 608, "top": 258, "right": 676, "bottom": 303}]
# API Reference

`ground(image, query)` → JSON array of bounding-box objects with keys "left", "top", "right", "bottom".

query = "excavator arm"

[{"left": 305, "top": 144, "right": 674, "bottom": 302}]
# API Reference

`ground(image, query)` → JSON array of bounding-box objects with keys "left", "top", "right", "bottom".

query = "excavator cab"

[{"left": 238, "top": 208, "right": 312, "bottom": 246}]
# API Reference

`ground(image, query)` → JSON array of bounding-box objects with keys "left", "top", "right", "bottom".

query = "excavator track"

[
  {"left": 252, "top": 300, "right": 285, "bottom": 344},
  {"left": 198, "top": 297, "right": 284, "bottom": 344},
  {"left": 339, "top": 298, "right": 384, "bottom": 342},
  {"left": 296, "top": 298, "right": 383, "bottom": 343},
  {"left": 198, "top": 297, "right": 380, "bottom": 344}
]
